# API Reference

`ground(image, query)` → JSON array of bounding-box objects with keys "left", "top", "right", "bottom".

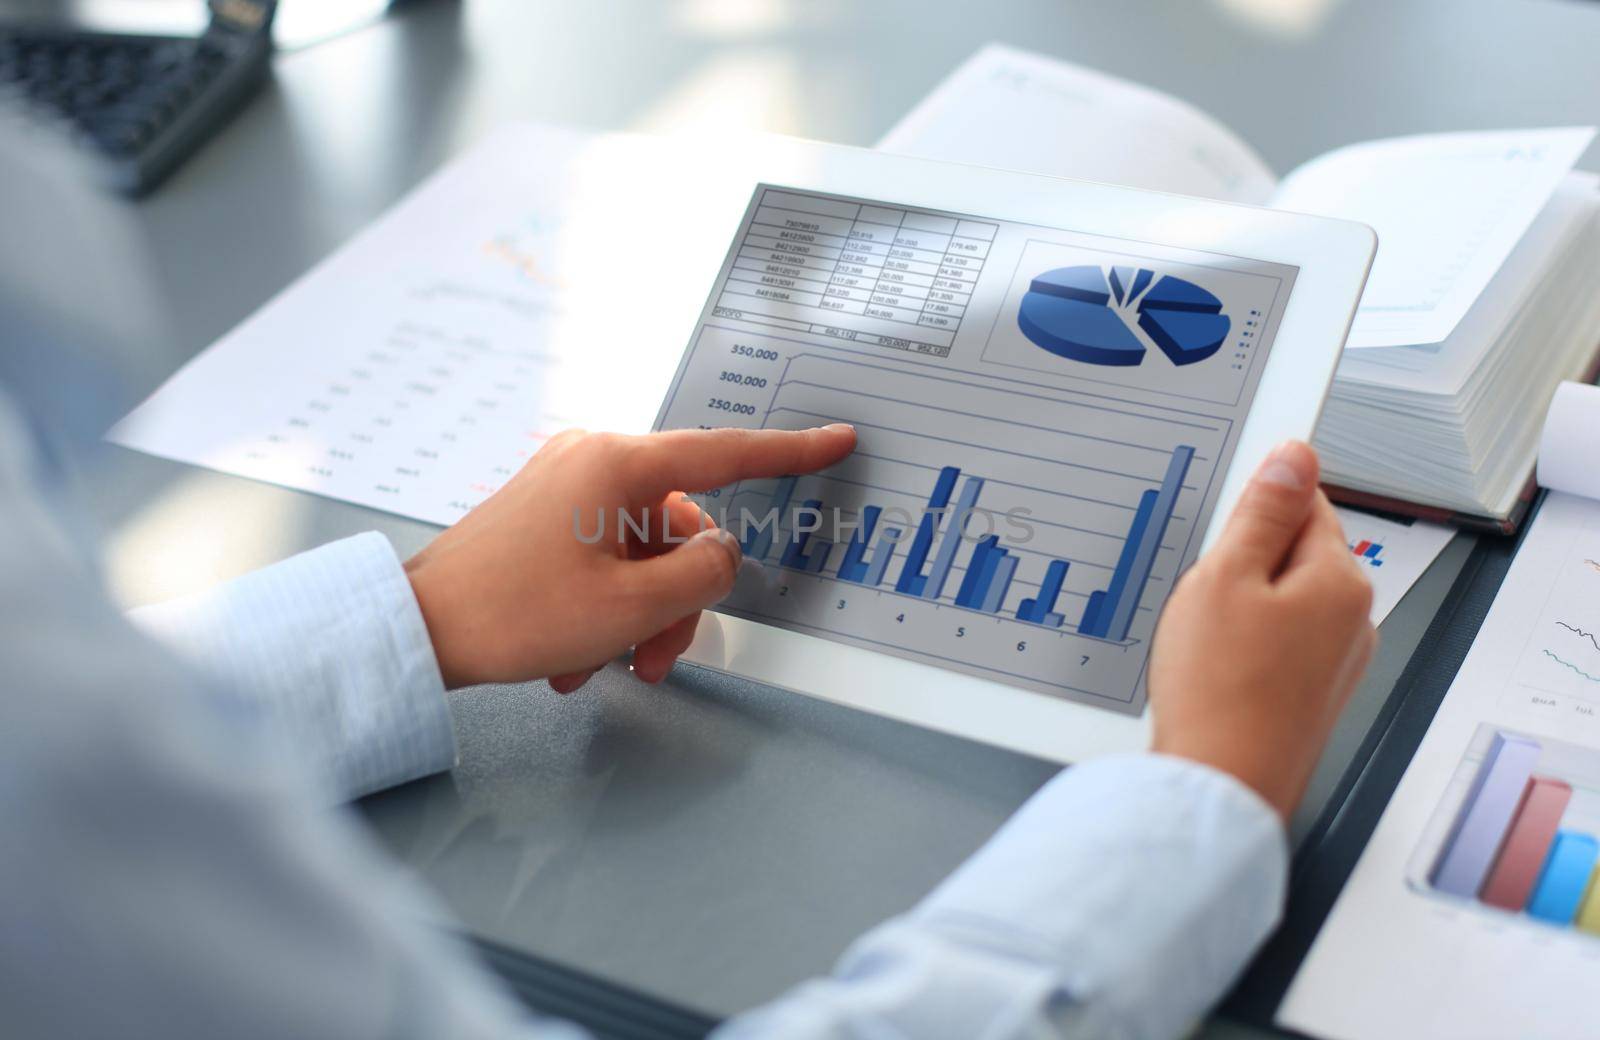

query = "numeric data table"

[{"left": 711, "top": 188, "right": 998, "bottom": 358}]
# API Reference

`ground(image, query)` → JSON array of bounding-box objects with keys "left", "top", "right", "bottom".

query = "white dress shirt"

[{"left": 0, "top": 390, "right": 1287, "bottom": 1039}]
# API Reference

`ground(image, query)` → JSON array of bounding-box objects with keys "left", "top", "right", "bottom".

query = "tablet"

[{"left": 637, "top": 133, "right": 1375, "bottom": 763}]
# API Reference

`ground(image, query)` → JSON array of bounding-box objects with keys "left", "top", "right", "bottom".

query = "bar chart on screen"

[
  {"left": 668, "top": 333, "right": 1229, "bottom": 712},
  {"left": 653, "top": 183, "right": 1292, "bottom": 714}
]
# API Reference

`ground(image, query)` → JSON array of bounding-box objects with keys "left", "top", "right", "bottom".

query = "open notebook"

[
  {"left": 1279, "top": 382, "right": 1600, "bottom": 1038},
  {"left": 882, "top": 44, "right": 1600, "bottom": 531}
]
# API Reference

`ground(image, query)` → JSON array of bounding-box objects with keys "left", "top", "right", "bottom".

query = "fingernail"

[
  {"left": 693, "top": 527, "right": 743, "bottom": 566},
  {"left": 822, "top": 423, "right": 855, "bottom": 434},
  {"left": 1256, "top": 441, "right": 1308, "bottom": 490}
]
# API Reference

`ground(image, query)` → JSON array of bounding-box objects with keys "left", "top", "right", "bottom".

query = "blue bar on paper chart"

[
  {"left": 1079, "top": 590, "right": 1107, "bottom": 635},
  {"left": 1430, "top": 732, "right": 1542, "bottom": 897},
  {"left": 955, "top": 535, "right": 1000, "bottom": 607},
  {"left": 923, "top": 476, "right": 986, "bottom": 601},
  {"left": 1081, "top": 489, "right": 1157, "bottom": 638},
  {"left": 980, "top": 554, "right": 1019, "bottom": 613},
  {"left": 804, "top": 539, "right": 832, "bottom": 574},
  {"left": 862, "top": 527, "right": 901, "bottom": 587},
  {"left": 896, "top": 466, "right": 961, "bottom": 595},
  {"left": 837, "top": 506, "right": 881, "bottom": 583},
  {"left": 780, "top": 498, "right": 826, "bottom": 569},
  {"left": 1101, "top": 446, "right": 1194, "bottom": 641},
  {"left": 1018, "top": 560, "right": 1070, "bottom": 624},
  {"left": 742, "top": 476, "right": 796, "bottom": 560},
  {"left": 1527, "top": 832, "right": 1600, "bottom": 924},
  {"left": 1043, "top": 610, "right": 1065, "bottom": 627}
]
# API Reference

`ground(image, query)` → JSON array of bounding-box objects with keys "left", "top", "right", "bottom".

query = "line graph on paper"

[{"left": 1506, "top": 551, "right": 1600, "bottom": 727}]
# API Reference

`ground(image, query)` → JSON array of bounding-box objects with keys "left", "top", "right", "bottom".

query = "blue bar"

[
  {"left": 1528, "top": 831, "right": 1600, "bottom": 924},
  {"left": 962, "top": 545, "right": 1005, "bottom": 610},
  {"left": 780, "top": 498, "right": 825, "bottom": 569},
  {"left": 955, "top": 535, "right": 999, "bottom": 607},
  {"left": 837, "top": 506, "right": 881, "bottom": 583},
  {"left": 862, "top": 528, "right": 900, "bottom": 587},
  {"left": 804, "top": 539, "right": 832, "bottom": 574},
  {"left": 743, "top": 476, "right": 796, "bottom": 560},
  {"left": 923, "top": 475, "right": 986, "bottom": 601},
  {"left": 1102, "top": 446, "right": 1194, "bottom": 641},
  {"left": 980, "top": 554, "right": 1019, "bottom": 613},
  {"left": 1018, "top": 560, "right": 1069, "bottom": 625},
  {"left": 895, "top": 467, "right": 960, "bottom": 595},
  {"left": 1042, "top": 611, "right": 1064, "bottom": 628},
  {"left": 1083, "top": 489, "right": 1157, "bottom": 638},
  {"left": 1079, "top": 590, "right": 1107, "bottom": 635}
]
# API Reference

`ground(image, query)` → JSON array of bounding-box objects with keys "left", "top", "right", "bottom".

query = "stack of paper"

[{"left": 879, "top": 44, "right": 1600, "bottom": 529}]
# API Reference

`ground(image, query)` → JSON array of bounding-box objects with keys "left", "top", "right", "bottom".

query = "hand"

[
  {"left": 405, "top": 424, "right": 856, "bottom": 692},
  {"left": 1147, "top": 441, "right": 1376, "bottom": 820}
]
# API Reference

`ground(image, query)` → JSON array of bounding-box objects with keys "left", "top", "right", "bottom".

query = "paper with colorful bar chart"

[
  {"left": 1281, "top": 491, "right": 1600, "bottom": 1040},
  {"left": 654, "top": 185, "right": 1297, "bottom": 714}
]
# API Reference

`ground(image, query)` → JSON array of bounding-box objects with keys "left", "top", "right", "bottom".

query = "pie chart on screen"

[{"left": 1017, "top": 265, "right": 1231, "bottom": 368}]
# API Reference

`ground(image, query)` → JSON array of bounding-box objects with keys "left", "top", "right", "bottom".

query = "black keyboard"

[{"left": 0, "top": 20, "right": 272, "bottom": 194}]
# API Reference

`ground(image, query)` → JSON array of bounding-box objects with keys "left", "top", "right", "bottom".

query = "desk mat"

[{"left": 474, "top": 937, "right": 718, "bottom": 1039}]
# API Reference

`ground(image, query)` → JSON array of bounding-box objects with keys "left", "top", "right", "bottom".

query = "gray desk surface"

[{"left": 5, "top": 0, "right": 1600, "bottom": 1030}]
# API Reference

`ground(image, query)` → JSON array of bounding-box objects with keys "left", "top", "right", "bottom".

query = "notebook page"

[
  {"left": 108, "top": 126, "right": 711, "bottom": 526},
  {"left": 1271, "top": 127, "right": 1595, "bottom": 350},
  {"left": 879, "top": 44, "right": 1277, "bottom": 205}
]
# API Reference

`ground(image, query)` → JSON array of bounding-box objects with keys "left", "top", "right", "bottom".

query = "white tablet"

[{"left": 635, "top": 133, "right": 1374, "bottom": 763}]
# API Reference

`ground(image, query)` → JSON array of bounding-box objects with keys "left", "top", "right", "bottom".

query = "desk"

[{"left": 4, "top": 0, "right": 1599, "bottom": 1033}]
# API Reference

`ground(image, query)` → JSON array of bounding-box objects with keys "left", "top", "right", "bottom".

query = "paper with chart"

[
  {"left": 653, "top": 185, "right": 1297, "bottom": 714},
  {"left": 1337, "top": 508, "right": 1456, "bottom": 625},
  {"left": 109, "top": 125, "right": 717, "bottom": 526},
  {"left": 1281, "top": 492, "right": 1600, "bottom": 1040},
  {"left": 881, "top": 44, "right": 1593, "bottom": 349}
]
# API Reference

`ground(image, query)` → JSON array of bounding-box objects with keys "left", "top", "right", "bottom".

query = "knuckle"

[
  {"left": 701, "top": 538, "right": 739, "bottom": 591},
  {"left": 590, "top": 431, "right": 627, "bottom": 455},
  {"left": 1335, "top": 570, "right": 1374, "bottom": 616}
]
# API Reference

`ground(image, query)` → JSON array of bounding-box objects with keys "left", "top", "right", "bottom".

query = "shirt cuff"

[
  {"left": 906, "top": 753, "right": 1288, "bottom": 1038},
  {"left": 130, "top": 532, "right": 457, "bottom": 802}
]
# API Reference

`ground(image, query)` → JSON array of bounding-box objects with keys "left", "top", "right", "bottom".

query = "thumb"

[
  {"left": 1211, "top": 440, "right": 1320, "bottom": 578},
  {"left": 616, "top": 528, "right": 744, "bottom": 642}
]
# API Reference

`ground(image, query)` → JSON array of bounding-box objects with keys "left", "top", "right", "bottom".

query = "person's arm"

[
  {"left": 717, "top": 441, "right": 1375, "bottom": 1039},
  {"left": 8, "top": 409, "right": 1369, "bottom": 1039},
  {"left": 394, "top": 430, "right": 1372, "bottom": 1039},
  {"left": 124, "top": 423, "right": 861, "bottom": 803},
  {"left": 2, "top": 418, "right": 854, "bottom": 1039},
  {"left": 129, "top": 532, "right": 457, "bottom": 801}
]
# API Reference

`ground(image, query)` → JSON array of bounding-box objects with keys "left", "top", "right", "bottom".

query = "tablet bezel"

[{"left": 633, "top": 133, "right": 1376, "bottom": 763}]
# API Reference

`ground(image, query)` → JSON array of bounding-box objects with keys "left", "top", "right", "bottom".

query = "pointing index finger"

[{"left": 621, "top": 425, "right": 857, "bottom": 502}]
